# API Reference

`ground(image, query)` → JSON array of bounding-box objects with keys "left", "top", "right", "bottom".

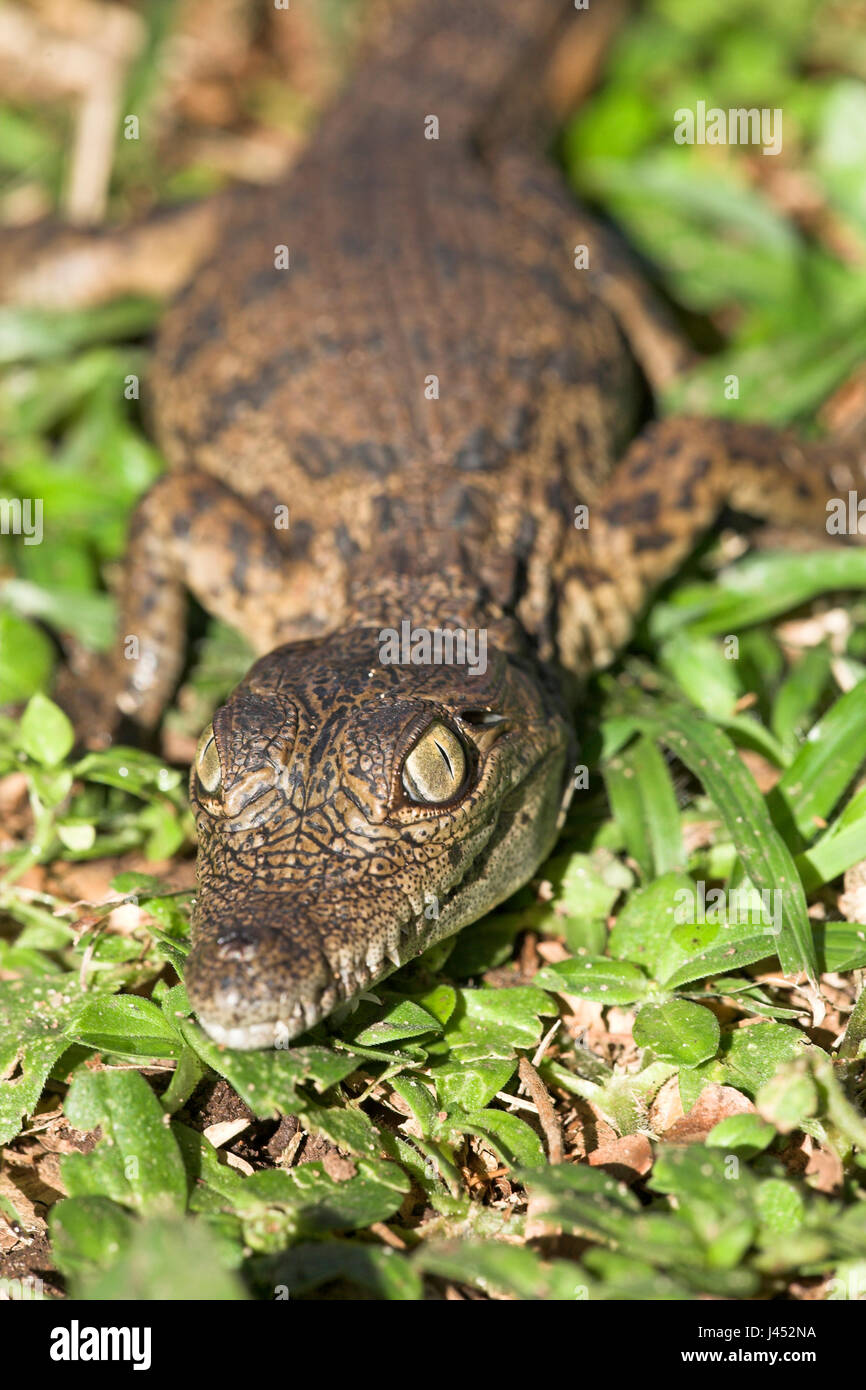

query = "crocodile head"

[{"left": 184, "top": 625, "right": 573, "bottom": 1049}]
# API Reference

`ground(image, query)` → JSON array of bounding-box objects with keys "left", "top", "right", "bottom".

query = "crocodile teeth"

[
  {"left": 365, "top": 943, "right": 385, "bottom": 973},
  {"left": 301, "top": 997, "right": 320, "bottom": 1028}
]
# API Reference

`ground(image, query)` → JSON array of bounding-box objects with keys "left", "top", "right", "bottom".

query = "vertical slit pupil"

[{"left": 434, "top": 739, "right": 453, "bottom": 779}]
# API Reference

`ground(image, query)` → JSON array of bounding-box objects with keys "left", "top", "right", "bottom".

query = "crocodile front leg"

[
  {"left": 0, "top": 200, "right": 223, "bottom": 312},
  {"left": 556, "top": 415, "right": 866, "bottom": 674},
  {"left": 492, "top": 149, "right": 696, "bottom": 396},
  {"left": 63, "top": 471, "right": 335, "bottom": 743}
]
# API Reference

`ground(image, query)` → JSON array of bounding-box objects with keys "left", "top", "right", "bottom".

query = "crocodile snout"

[{"left": 185, "top": 893, "right": 344, "bottom": 1050}]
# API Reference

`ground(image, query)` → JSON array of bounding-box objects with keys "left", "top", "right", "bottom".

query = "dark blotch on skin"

[
  {"left": 455, "top": 426, "right": 504, "bottom": 473},
  {"left": 633, "top": 529, "right": 674, "bottom": 553},
  {"left": 334, "top": 523, "right": 360, "bottom": 560},
  {"left": 229, "top": 521, "right": 251, "bottom": 596},
  {"left": 632, "top": 491, "right": 660, "bottom": 524},
  {"left": 289, "top": 519, "right": 314, "bottom": 558},
  {"left": 170, "top": 302, "right": 222, "bottom": 374}
]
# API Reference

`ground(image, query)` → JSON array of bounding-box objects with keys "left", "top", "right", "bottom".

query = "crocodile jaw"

[{"left": 188, "top": 744, "right": 570, "bottom": 1051}]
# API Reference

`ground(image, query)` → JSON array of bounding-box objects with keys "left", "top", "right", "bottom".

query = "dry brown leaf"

[
  {"left": 587, "top": 1133, "right": 653, "bottom": 1184},
  {"left": 536, "top": 939, "right": 570, "bottom": 964},
  {"left": 650, "top": 1079, "right": 754, "bottom": 1143},
  {"left": 564, "top": 1098, "right": 618, "bottom": 1160},
  {"left": 804, "top": 1139, "right": 844, "bottom": 1195},
  {"left": 321, "top": 1151, "right": 357, "bottom": 1182},
  {"left": 738, "top": 747, "right": 783, "bottom": 794},
  {"left": 838, "top": 861, "right": 866, "bottom": 923},
  {"left": 203, "top": 1118, "right": 250, "bottom": 1149}
]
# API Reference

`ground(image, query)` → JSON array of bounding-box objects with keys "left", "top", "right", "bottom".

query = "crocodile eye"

[
  {"left": 194, "top": 725, "right": 222, "bottom": 794},
  {"left": 402, "top": 722, "right": 467, "bottom": 804}
]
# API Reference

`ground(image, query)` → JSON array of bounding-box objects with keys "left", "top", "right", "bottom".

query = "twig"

[
  {"left": 495, "top": 1091, "right": 539, "bottom": 1114},
  {"left": 518, "top": 1056, "right": 563, "bottom": 1164},
  {"left": 369, "top": 1222, "right": 407, "bottom": 1251},
  {"left": 532, "top": 1017, "right": 561, "bottom": 1067}
]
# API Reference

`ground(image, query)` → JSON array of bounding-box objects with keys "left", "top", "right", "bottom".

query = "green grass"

[{"left": 2, "top": 0, "right": 866, "bottom": 1301}]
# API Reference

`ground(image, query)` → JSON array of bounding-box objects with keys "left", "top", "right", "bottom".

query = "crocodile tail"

[{"left": 326, "top": 0, "right": 602, "bottom": 147}]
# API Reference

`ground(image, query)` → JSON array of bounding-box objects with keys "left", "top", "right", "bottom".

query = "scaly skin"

[
  {"left": 184, "top": 619, "right": 573, "bottom": 1048},
  {"left": 15, "top": 0, "right": 866, "bottom": 1046}
]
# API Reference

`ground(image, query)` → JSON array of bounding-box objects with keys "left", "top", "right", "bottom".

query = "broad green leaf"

[
  {"left": 240, "top": 1158, "right": 410, "bottom": 1236},
  {"left": 296, "top": 1099, "right": 383, "bottom": 1160},
  {"left": 450, "top": 1109, "right": 546, "bottom": 1170},
  {"left": 755, "top": 1060, "right": 818, "bottom": 1132},
  {"left": 816, "top": 923, "right": 866, "bottom": 974},
  {"left": 608, "top": 872, "right": 697, "bottom": 979},
  {"left": 68, "top": 1216, "right": 246, "bottom": 1300},
  {"left": 548, "top": 849, "right": 631, "bottom": 917},
  {"left": 660, "top": 630, "right": 741, "bottom": 720},
  {"left": 389, "top": 1075, "right": 438, "bottom": 1135},
  {"left": 0, "top": 298, "right": 161, "bottom": 363},
  {"left": 665, "top": 936, "right": 777, "bottom": 990},
  {"left": 17, "top": 692, "right": 74, "bottom": 766},
  {"left": 63, "top": 1068, "right": 187, "bottom": 1213},
  {"left": 649, "top": 1147, "right": 756, "bottom": 1270},
  {"left": 409, "top": 984, "right": 457, "bottom": 1026},
  {"left": 180, "top": 1021, "right": 357, "bottom": 1113},
  {"left": 414, "top": 1241, "right": 590, "bottom": 1301},
  {"left": 770, "top": 643, "right": 831, "bottom": 751},
  {"left": 755, "top": 1179, "right": 805, "bottom": 1237},
  {"left": 633, "top": 1000, "right": 720, "bottom": 1066},
  {"left": 719, "top": 1023, "right": 810, "bottom": 1097},
  {"left": 49, "top": 1196, "right": 135, "bottom": 1279},
  {"left": 72, "top": 747, "right": 182, "bottom": 798},
  {"left": 522, "top": 1162, "right": 755, "bottom": 1295},
  {"left": 705, "top": 1113, "right": 776, "bottom": 1156},
  {"left": 258, "top": 1240, "right": 422, "bottom": 1301},
  {"left": 535, "top": 957, "right": 650, "bottom": 1007},
  {"left": 536, "top": 850, "right": 628, "bottom": 953},
  {"left": 650, "top": 552, "right": 866, "bottom": 640},
  {"left": 798, "top": 820, "right": 866, "bottom": 892},
  {"left": 433, "top": 1058, "right": 516, "bottom": 1112},
  {"left": 0, "top": 609, "right": 53, "bottom": 702},
  {"left": 435, "top": 987, "right": 557, "bottom": 1062},
  {"left": 0, "top": 978, "right": 87, "bottom": 1144},
  {"left": 350, "top": 996, "right": 442, "bottom": 1047},
  {"left": 608, "top": 872, "right": 778, "bottom": 989},
  {"left": 68, "top": 995, "right": 185, "bottom": 1059}
]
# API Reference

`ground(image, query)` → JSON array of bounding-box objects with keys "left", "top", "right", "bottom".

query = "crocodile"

[{"left": 12, "top": 0, "right": 866, "bottom": 1048}]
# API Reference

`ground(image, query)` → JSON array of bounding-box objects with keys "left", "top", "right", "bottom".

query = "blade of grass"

[
  {"left": 650, "top": 551, "right": 866, "bottom": 641},
  {"left": 797, "top": 781, "right": 866, "bottom": 891},
  {"left": 770, "top": 643, "right": 832, "bottom": 753},
  {"left": 632, "top": 703, "right": 817, "bottom": 985},
  {"left": 768, "top": 680, "right": 866, "bottom": 845},
  {"left": 602, "top": 734, "right": 684, "bottom": 878},
  {"left": 0, "top": 299, "right": 161, "bottom": 364}
]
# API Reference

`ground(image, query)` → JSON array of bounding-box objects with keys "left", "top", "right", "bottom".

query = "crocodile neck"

[
  {"left": 345, "top": 565, "right": 512, "bottom": 647},
  {"left": 315, "top": 0, "right": 574, "bottom": 156}
]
